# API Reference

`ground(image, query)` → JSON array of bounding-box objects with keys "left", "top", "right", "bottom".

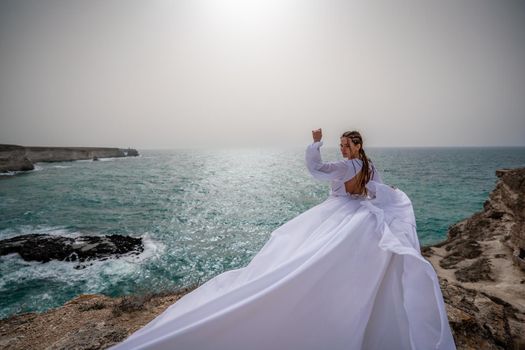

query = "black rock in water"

[{"left": 0, "top": 234, "right": 143, "bottom": 263}]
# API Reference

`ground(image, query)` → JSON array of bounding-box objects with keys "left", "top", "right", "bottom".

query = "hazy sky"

[{"left": 1, "top": 0, "right": 524, "bottom": 148}]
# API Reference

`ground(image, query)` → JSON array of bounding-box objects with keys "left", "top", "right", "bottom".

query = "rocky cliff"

[
  {"left": 0, "top": 145, "right": 34, "bottom": 173},
  {"left": 0, "top": 144, "right": 139, "bottom": 173},
  {"left": 0, "top": 168, "right": 524, "bottom": 349},
  {"left": 423, "top": 167, "right": 525, "bottom": 349}
]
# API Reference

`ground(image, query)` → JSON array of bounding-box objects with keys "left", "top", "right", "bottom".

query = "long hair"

[{"left": 341, "top": 130, "right": 373, "bottom": 196}]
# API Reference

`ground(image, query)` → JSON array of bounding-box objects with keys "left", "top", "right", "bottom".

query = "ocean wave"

[
  {"left": 0, "top": 253, "right": 136, "bottom": 293},
  {"left": 72, "top": 156, "right": 136, "bottom": 162},
  {"left": 136, "top": 232, "right": 166, "bottom": 262}
]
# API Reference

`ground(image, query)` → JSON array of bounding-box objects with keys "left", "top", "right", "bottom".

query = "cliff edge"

[{"left": 423, "top": 167, "right": 525, "bottom": 349}]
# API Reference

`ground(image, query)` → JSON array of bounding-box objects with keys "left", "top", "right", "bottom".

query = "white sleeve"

[{"left": 305, "top": 141, "right": 349, "bottom": 181}]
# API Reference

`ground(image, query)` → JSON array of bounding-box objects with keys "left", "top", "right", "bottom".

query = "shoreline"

[
  {"left": 0, "top": 144, "right": 139, "bottom": 174},
  {"left": 1, "top": 168, "right": 524, "bottom": 349}
]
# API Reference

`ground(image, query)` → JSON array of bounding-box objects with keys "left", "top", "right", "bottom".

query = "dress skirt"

[{"left": 109, "top": 181, "right": 456, "bottom": 350}]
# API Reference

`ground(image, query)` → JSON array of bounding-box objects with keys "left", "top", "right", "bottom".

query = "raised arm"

[{"left": 305, "top": 128, "right": 349, "bottom": 181}]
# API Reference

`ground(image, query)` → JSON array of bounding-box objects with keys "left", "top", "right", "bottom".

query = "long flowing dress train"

[{"left": 109, "top": 141, "right": 456, "bottom": 350}]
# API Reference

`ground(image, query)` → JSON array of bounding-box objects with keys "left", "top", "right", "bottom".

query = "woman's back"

[{"left": 305, "top": 141, "right": 382, "bottom": 197}]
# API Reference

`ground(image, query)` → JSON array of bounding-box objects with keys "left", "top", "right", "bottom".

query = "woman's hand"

[{"left": 312, "top": 128, "right": 322, "bottom": 142}]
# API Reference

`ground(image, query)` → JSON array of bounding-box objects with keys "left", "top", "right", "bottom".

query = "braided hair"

[{"left": 341, "top": 130, "right": 374, "bottom": 196}]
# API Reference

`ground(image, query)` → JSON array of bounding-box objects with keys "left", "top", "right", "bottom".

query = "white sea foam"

[
  {"left": 72, "top": 156, "right": 133, "bottom": 162},
  {"left": 98, "top": 156, "right": 133, "bottom": 162},
  {"left": 25, "top": 163, "right": 45, "bottom": 171},
  {"left": 105, "top": 155, "right": 141, "bottom": 162},
  {"left": 52, "top": 165, "right": 72, "bottom": 169},
  {"left": 0, "top": 229, "right": 166, "bottom": 295},
  {"left": 135, "top": 232, "right": 166, "bottom": 262},
  {"left": 0, "top": 243, "right": 147, "bottom": 295},
  {"left": 40, "top": 293, "right": 53, "bottom": 301}
]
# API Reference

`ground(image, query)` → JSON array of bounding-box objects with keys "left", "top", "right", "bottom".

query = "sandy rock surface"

[{"left": 423, "top": 167, "right": 525, "bottom": 349}]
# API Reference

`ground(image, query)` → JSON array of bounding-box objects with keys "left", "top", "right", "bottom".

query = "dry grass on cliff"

[{"left": 0, "top": 284, "right": 198, "bottom": 350}]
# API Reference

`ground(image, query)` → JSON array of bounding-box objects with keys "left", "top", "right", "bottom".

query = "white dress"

[{"left": 109, "top": 141, "right": 456, "bottom": 350}]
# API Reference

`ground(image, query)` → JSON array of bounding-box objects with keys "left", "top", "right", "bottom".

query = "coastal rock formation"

[
  {"left": 0, "top": 234, "right": 143, "bottom": 267},
  {"left": 423, "top": 167, "right": 525, "bottom": 349},
  {"left": 24, "top": 146, "right": 126, "bottom": 163},
  {"left": 495, "top": 169, "right": 525, "bottom": 271},
  {"left": 0, "top": 144, "right": 140, "bottom": 173},
  {"left": 0, "top": 168, "right": 524, "bottom": 350},
  {"left": 0, "top": 145, "right": 34, "bottom": 173},
  {"left": 123, "top": 148, "right": 139, "bottom": 157}
]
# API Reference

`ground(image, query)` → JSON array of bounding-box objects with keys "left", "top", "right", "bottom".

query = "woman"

[{"left": 110, "top": 129, "right": 456, "bottom": 350}]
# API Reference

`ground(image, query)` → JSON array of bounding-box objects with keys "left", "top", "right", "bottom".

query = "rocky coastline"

[
  {"left": 0, "top": 144, "right": 139, "bottom": 174},
  {"left": 0, "top": 234, "right": 144, "bottom": 269},
  {"left": 0, "top": 168, "right": 524, "bottom": 349},
  {"left": 422, "top": 167, "right": 525, "bottom": 349}
]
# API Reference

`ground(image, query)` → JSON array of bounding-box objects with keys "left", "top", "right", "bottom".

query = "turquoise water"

[{"left": 1, "top": 147, "right": 524, "bottom": 319}]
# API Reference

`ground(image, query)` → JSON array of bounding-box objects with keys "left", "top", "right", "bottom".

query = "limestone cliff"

[
  {"left": 423, "top": 167, "right": 525, "bottom": 349},
  {"left": 0, "top": 145, "right": 34, "bottom": 173},
  {"left": 0, "top": 144, "right": 139, "bottom": 173},
  {"left": 23, "top": 146, "right": 126, "bottom": 162}
]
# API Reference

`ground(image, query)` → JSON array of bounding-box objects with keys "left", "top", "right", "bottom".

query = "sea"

[{"left": 1, "top": 147, "right": 524, "bottom": 319}]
